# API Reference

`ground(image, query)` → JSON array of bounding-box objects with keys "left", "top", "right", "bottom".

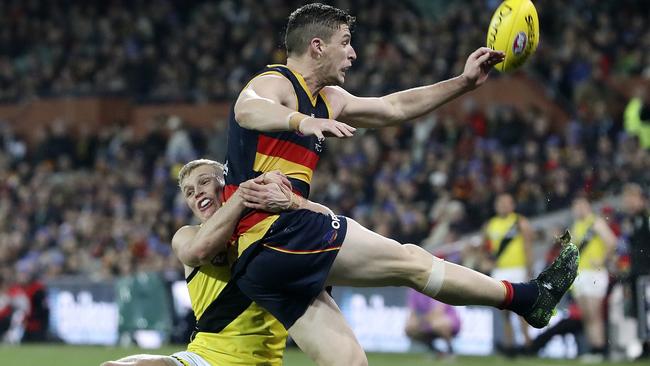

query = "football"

[{"left": 486, "top": 0, "right": 539, "bottom": 72}]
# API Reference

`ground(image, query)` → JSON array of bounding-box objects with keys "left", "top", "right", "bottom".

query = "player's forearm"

[
  {"left": 192, "top": 192, "right": 246, "bottom": 259},
  {"left": 381, "top": 76, "right": 472, "bottom": 125},
  {"left": 234, "top": 96, "right": 303, "bottom": 132},
  {"left": 300, "top": 198, "right": 336, "bottom": 217}
]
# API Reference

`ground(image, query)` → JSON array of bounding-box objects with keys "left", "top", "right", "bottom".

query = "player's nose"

[{"left": 349, "top": 46, "right": 357, "bottom": 61}]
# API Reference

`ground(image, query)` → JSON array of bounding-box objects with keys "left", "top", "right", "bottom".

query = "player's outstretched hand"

[
  {"left": 299, "top": 117, "right": 356, "bottom": 140},
  {"left": 461, "top": 47, "right": 505, "bottom": 89},
  {"left": 239, "top": 173, "right": 294, "bottom": 212}
]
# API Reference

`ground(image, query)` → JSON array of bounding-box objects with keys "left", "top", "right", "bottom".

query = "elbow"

[
  {"left": 234, "top": 104, "right": 254, "bottom": 129},
  {"left": 233, "top": 109, "right": 247, "bottom": 128}
]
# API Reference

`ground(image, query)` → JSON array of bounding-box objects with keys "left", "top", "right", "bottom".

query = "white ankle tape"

[{"left": 422, "top": 256, "right": 446, "bottom": 298}]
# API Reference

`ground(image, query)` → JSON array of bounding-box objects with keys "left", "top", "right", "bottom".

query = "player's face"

[
  {"left": 181, "top": 165, "right": 224, "bottom": 222},
  {"left": 571, "top": 199, "right": 590, "bottom": 219},
  {"left": 320, "top": 24, "right": 356, "bottom": 85},
  {"left": 495, "top": 195, "right": 514, "bottom": 216},
  {"left": 622, "top": 189, "right": 644, "bottom": 214}
]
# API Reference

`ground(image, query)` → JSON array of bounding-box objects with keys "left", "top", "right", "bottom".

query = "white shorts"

[
  {"left": 572, "top": 269, "right": 609, "bottom": 298},
  {"left": 492, "top": 267, "right": 527, "bottom": 283},
  {"left": 170, "top": 351, "right": 211, "bottom": 366}
]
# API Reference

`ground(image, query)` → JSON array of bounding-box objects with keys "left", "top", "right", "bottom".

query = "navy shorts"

[{"left": 233, "top": 209, "right": 348, "bottom": 328}]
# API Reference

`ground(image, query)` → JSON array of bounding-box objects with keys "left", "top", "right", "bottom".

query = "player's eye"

[
  {"left": 185, "top": 190, "right": 193, "bottom": 197},
  {"left": 200, "top": 178, "right": 209, "bottom": 185}
]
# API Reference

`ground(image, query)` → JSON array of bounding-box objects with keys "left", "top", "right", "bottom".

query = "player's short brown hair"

[
  {"left": 177, "top": 159, "right": 224, "bottom": 188},
  {"left": 284, "top": 3, "right": 355, "bottom": 56}
]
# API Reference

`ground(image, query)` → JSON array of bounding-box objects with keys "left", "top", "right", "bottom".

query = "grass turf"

[{"left": 0, "top": 344, "right": 642, "bottom": 366}]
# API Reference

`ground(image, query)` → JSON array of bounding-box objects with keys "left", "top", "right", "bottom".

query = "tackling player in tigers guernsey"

[{"left": 101, "top": 160, "right": 333, "bottom": 366}]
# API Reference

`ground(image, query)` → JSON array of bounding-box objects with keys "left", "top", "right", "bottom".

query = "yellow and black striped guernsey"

[{"left": 184, "top": 261, "right": 287, "bottom": 365}]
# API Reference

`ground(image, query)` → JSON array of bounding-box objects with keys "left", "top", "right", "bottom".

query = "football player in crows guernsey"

[
  {"left": 101, "top": 160, "right": 337, "bottom": 366},
  {"left": 224, "top": 3, "right": 579, "bottom": 365}
]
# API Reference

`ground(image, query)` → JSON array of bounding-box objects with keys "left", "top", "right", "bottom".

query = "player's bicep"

[
  {"left": 172, "top": 226, "right": 200, "bottom": 267},
  {"left": 234, "top": 75, "right": 294, "bottom": 125}
]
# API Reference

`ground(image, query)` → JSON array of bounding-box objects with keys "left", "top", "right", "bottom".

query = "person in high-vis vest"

[
  {"left": 570, "top": 197, "right": 616, "bottom": 361},
  {"left": 483, "top": 193, "right": 534, "bottom": 353}
]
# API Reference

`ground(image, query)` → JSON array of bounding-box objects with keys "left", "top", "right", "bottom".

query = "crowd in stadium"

[
  {"left": 0, "top": 0, "right": 648, "bottom": 103},
  {"left": 0, "top": 0, "right": 649, "bottom": 359}
]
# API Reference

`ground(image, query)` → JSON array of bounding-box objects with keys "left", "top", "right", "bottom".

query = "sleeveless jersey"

[
  {"left": 486, "top": 212, "right": 527, "bottom": 268},
  {"left": 224, "top": 64, "right": 332, "bottom": 257},
  {"left": 185, "top": 263, "right": 287, "bottom": 365},
  {"left": 571, "top": 214, "right": 607, "bottom": 270}
]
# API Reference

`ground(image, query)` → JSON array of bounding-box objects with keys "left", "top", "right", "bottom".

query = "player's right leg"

[
  {"left": 100, "top": 355, "right": 177, "bottom": 366},
  {"left": 287, "top": 291, "right": 368, "bottom": 366},
  {"left": 101, "top": 352, "right": 209, "bottom": 366},
  {"left": 327, "top": 218, "right": 579, "bottom": 329}
]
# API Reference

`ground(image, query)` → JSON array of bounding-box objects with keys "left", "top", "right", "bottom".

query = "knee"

[
  {"left": 402, "top": 244, "right": 434, "bottom": 284},
  {"left": 349, "top": 351, "right": 369, "bottom": 366},
  {"left": 405, "top": 324, "right": 420, "bottom": 339},
  {"left": 333, "top": 344, "right": 368, "bottom": 366}
]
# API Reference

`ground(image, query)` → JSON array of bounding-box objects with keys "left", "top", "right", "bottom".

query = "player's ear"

[{"left": 309, "top": 37, "right": 325, "bottom": 58}]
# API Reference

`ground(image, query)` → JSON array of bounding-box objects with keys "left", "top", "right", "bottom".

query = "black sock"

[
  {"left": 500, "top": 280, "right": 539, "bottom": 315},
  {"left": 591, "top": 346, "right": 606, "bottom": 355}
]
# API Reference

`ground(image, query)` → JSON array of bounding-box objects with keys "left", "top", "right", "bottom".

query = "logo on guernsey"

[
  {"left": 223, "top": 160, "right": 229, "bottom": 176},
  {"left": 512, "top": 32, "right": 527, "bottom": 55},
  {"left": 323, "top": 230, "right": 338, "bottom": 244}
]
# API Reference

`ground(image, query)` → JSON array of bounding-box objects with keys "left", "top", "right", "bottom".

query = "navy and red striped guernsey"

[{"left": 223, "top": 64, "right": 333, "bottom": 256}]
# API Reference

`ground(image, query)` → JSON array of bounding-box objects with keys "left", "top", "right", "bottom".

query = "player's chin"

[{"left": 199, "top": 207, "right": 217, "bottom": 220}]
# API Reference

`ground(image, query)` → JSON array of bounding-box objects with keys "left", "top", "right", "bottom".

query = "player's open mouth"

[{"left": 198, "top": 198, "right": 213, "bottom": 212}]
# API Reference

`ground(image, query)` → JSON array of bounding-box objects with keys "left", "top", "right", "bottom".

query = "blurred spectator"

[
  {"left": 15, "top": 263, "right": 49, "bottom": 343},
  {"left": 404, "top": 289, "right": 460, "bottom": 358},
  {"left": 569, "top": 197, "right": 617, "bottom": 361},
  {"left": 0, "top": 270, "right": 29, "bottom": 344},
  {"left": 624, "top": 89, "right": 650, "bottom": 149},
  {"left": 166, "top": 116, "right": 197, "bottom": 164},
  {"left": 621, "top": 183, "right": 650, "bottom": 358},
  {"left": 482, "top": 193, "right": 534, "bottom": 354}
]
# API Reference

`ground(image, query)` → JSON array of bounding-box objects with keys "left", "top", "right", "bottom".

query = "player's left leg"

[
  {"left": 327, "top": 218, "right": 579, "bottom": 328},
  {"left": 327, "top": 218, "right": 506, "bottom": 306}
]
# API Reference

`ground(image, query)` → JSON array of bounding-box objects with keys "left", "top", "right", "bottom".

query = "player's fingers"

[
  {"left": 324, "top": 125, "right": 344, "bottom": 138},
  {"left": 276, "top": 174, "right": 291, "bottom": 189},
  {"left": 335, "top": 124, "right": 353, "bottom": 137},
  {"left": 476, "top": 52, "right": 492, "bottom": 65},
  {"left": 241, "top": 181, "right": 265, "bottom": 192},
  {"left": 470, "top": 47, "right": 490, "bottom": 60},
  {"left": 314, "top": 129, "right": 325, "bottom": 140},
  {"left": 266, "top": 171, "right": 290, "bottom": 188},
  {"left": 239, "top": 187, "right": 264, "bottom": 201},
  {"left": 337, "top": 122, "right": 356, "bottom": 133}
]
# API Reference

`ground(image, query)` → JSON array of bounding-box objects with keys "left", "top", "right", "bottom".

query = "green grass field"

[{"left": 0, "top": 344, "right": 644, "bottom": 366}]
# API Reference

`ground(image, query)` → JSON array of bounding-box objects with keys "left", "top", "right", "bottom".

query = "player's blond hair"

[{"left": 177, "top": 159, "right": 225, "bottom": 188}]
